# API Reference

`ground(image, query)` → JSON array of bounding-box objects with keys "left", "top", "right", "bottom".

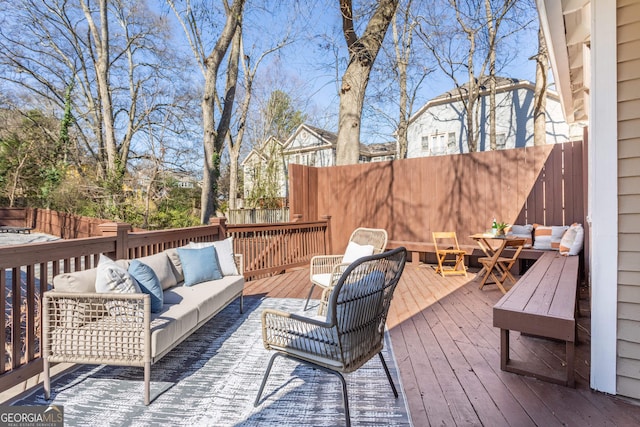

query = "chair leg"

[
  {"left": 378, "top": 352, "right": 399, "bottom": 398},
  {"left": 43, "top": 359, "right": 50, "bottom": 400},
  {"left": 255, "top": 352, "right": 280, "bottom": 406},
  {"left": 304, "top": 283, "right": 316, "bottom": 311},
  {"left": 336, "top": 371, "right": 351, "bottom": 427},
  {"left": 144, "top": 362, "right": 151, "bottom": 405},
  {"left": 257, "top": 353, "right": 352, "bottom": 426}
]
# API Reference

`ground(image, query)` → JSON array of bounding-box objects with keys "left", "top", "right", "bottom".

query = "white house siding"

[
  {"left": 406, "top": 84, "right": 572, "bottom": 158},
  {"left": 616, "top": 0, "right": 640, "bottom": 400}
]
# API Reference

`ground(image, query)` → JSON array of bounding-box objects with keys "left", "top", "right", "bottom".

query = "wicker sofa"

[{"left": 41, "top": 245, "right": 244, "bottom": 405}]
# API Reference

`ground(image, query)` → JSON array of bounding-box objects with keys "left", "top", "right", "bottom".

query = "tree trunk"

[
  {"left": 82, "top": 0, "right": 116, "bottom": 177},
  {"left": 200, "top": 0, "right": 245, "bottom": 223},
  {"left": 336, "top": 0, "right": 398, "bottom": 165},
  {"left": 393, "top": 10, "right": 410, "bottom": 159},
  {"left": 229, "top": 143, "right": 240, "bottom": 211},
  {"left": 485, "top": 0, "right": 497, "bottom": 151},
  {"left": 533, "top": 28, "right": 549, "bottom": 146},
  {"left": 337, "top": 61, "right": 369, "bottom": 165},
  {"left": 466, "top": 32, "right": 478, "bottom": 152}
]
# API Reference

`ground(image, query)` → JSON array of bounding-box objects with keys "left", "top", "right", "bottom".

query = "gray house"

[{"left": 406, "top": 77, "right": 580, "bottom": 157}]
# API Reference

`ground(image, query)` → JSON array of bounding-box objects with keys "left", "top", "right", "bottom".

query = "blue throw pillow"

[
  {"left": 177, "top": 246, "right": 223, "bottom": 286},
  {"left": 128, "top": 260, "right": 163, "bottom": 313}
]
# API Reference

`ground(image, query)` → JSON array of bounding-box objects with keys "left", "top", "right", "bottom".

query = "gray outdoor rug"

[{"left": 13, "top": 297, "right": 412, "bottom": 426}]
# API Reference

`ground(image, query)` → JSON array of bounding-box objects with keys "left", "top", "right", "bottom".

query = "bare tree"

[
  {"left": 418, "top": 0, "right": 523, "bottom": 152},
  {"left": 531, "top": 27, "right": 549, "bottom": 146},
  {"left": 0, "top": 0, "right": 192, "bottom": 216},
  {"left": 336, "top": 0, "right": 399, "bottom": 165},
  {"left": 169, "top": 0, "right": 246, "bottom": 223},
  {"left": 390, "top": 0, "right": 430, "bottom": 158}
]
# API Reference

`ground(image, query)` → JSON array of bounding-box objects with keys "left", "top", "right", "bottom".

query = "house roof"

[
  {"left": 304, "top": 124, "right": 338, "bottom": 146},
  {"left": 408, "top": 76, "right": 560, "bottom": 125},
  {"left": 536, "top": 0, "right": 590, "bottom": 123},
  {"left": 241, "top": 136, "right": 283, "bottom": 167},
  {"left": 359, "top": 142, "right": 397, "bottom": 157}
]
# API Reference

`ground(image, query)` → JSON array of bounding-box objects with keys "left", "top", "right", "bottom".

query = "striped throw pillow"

[
  {"left": 559, "top": 223, "right": 584, "bottom": 256},
  {"left": 532, "top": 224, "right": 569, "bottom": 250}
]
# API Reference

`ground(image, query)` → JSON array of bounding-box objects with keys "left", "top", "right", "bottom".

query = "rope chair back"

[
  {"left": 349, "top": 228, "right": 389, "bottom": 254},
  {"left": 326, "top": 247, "right": 407, "bottom": 373}
]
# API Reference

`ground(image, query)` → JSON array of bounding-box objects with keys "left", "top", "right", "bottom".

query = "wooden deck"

[{"left": 244, "top": 263, "right": 640, "bottom": 426}]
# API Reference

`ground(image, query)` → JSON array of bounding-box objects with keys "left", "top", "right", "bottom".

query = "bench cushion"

[
  {"left": 53, "top": 269, "right": 98, "bottom": 293},
  {"left": 507, "top": 224, "right": 534, "bottom": 248},
  {"left": 163, "top": 275, "right": 244, "bottom": 322},
  {"left": 150, "top": 302, "right": 199, "bottom": 359}
]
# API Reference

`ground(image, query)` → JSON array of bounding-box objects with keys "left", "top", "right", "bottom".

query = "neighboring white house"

[
  {"left": 242, "top": 124, "right": 397, "bottom": 201},
  {"left": 241, "top": 136, "right": 287, "bottom": 200},
  {"left": 406, "top": 77, "right": 580, "bottom": 158}
]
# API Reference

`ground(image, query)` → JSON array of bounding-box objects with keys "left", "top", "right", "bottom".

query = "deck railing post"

[
  {"left": 209, "top": 217, "right": 227, "bottom": 239},
  {"left": 322, "top": 215, "right": 332, "bottom": 255},
  {"left": 98, "top": 222, "right": 132, "bottom": 259}
]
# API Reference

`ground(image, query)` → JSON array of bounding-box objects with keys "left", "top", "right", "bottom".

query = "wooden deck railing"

[
  {"left": 227, "top": 220, "right": 329, "bottom": 280},
  {"left": 0, "top": 218, "right": 329, "bottom": 393}
]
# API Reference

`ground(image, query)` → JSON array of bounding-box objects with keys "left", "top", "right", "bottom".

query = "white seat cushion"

[
  {"left": 342, "top": 241, "right": 375, "bottom": 264},
  {"left": 163, "top": 275, "right": 244, "bottom": 323},
  {"left": 311, "top": 273, "right": 332, "bottom": 288},
  {"left": 150, "top": 302, "right": 199, "bottom": 359}
]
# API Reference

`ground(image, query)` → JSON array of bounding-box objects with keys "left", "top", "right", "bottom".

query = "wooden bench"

[{"left": 493, "top": 251, "right": 580, "bottom": 386}]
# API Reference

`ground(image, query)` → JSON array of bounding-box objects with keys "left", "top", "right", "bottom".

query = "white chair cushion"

[
  {"left": 311, "top": 273, "right": 332, "bottom": 288},
  {"left": 342, "top": 241, "right": 374, "bottom": 264}
]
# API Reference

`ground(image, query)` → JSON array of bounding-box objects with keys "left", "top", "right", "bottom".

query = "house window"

[
  {"left": 432, "top": 133, "right": 446, "bottom": 155},
  {"left": 421, "top": 136, "right": 429, "bottom": 151},
  {"left": 496, "top": 133, "right": 506, "bottom": 149},
  {"left": 448, "top": 132, "right": 456, "bottom": 151}
]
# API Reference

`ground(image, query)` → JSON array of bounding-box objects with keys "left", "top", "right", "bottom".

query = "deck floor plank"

[
  {"left": 444, "top": 286, "right": 564, "bottom": 426},
  {"left": 242, "top": 262, "right": 640, "bottom": 426}
]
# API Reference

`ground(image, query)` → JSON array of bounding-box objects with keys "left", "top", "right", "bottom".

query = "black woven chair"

[{"left": 254, "top": 247, "right": 407, "bottom": 427}]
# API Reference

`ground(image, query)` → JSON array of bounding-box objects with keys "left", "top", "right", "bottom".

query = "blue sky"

[{"left": 251, "top": 1, "right": 543, "bottom": 145}]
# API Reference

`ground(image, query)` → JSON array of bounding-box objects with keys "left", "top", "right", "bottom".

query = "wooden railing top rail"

[{"left": 0, "top": 236, "right": 117, "bottom": 269}]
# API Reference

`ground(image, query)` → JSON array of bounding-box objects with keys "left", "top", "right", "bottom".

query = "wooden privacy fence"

[
  {"left": 227, "top": 207, "right": 290, "bottom": 224},
  {"left": 0, "top": 218, "right": 329, "bottom": 393},
  {"left": 289, "top": 141, "right": 586, "bottom": 258},
  {"left": 0, "top": 208, "right": 111, "bottom": 239}
]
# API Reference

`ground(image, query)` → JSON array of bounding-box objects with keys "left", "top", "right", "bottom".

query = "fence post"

[
  {"left": 209, "top": 217, "right": 227, "bottom": 239},
  {"left": 321, "top": 215, "right": 332, "bottom": 254},
  {"left": 98, "top": 222, "right": 131, "bottom": 260}
]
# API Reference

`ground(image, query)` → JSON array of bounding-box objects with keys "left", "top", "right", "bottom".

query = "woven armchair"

[
  {"left": 255, "top": 247, "right": 407, "bottom": 427},
  {"left": 305, "top": 227, "right": 388, "bottom": 311}
]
